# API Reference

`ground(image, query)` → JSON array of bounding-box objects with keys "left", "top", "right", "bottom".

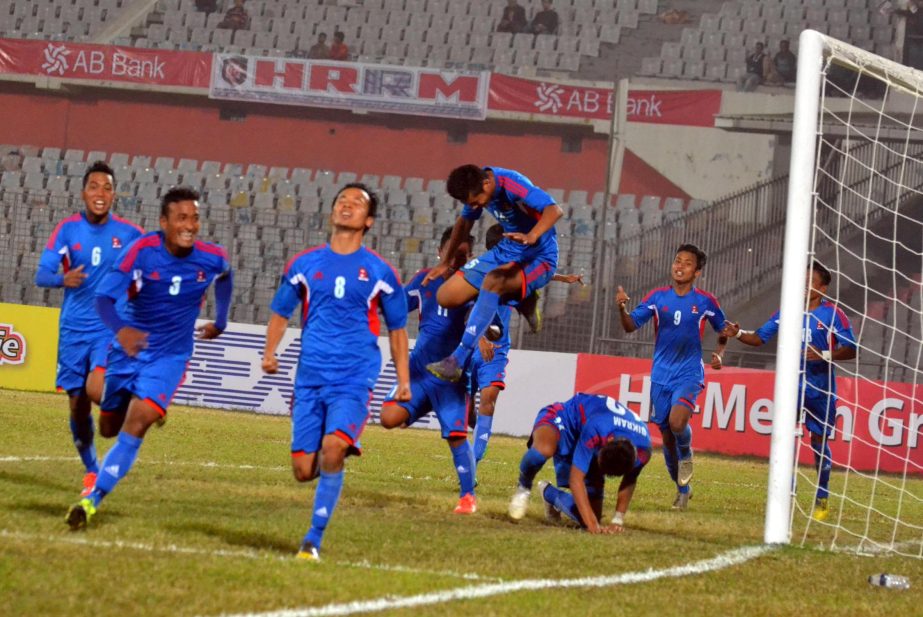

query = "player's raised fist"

[
  {"left": 63, "top": 265, "right": 88, "bottom": 288},
  {"left": 262, "top": 355, "right": 279, "bottom": 374},
  {"left": 393, "top": 382, "right": 412, "bottom": 402},
  {"left": 196, "top": 323, "right": 223, "bottom": 340},
  {"left": 615, "top": 285, "right": 629, "bottom": 309}
]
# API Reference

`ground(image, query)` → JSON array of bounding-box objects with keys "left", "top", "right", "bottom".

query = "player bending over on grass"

[
  {"left": 380, "top": 227, "right": 481, "bottom": 514},
  {"left": 508, "top": 393, "right": 651, "bottom": 533},
  {"left": 424, "top": 164, "right": 563, "bottom": 382},
  {"left": 723, "top": 262, "right": 856, "bottom": 522},
  {"left": 66, "top": 187, "right": 232, "bottom": 530},
  {"left": 36, "top": 161, "right": 143, "bottom": 497},
  {"left": 262, "top": 184, "right": 410, "bottom": 561},
  {"left": 468, "top": 224, "right": 584, "bottom": 464},
  {"left": 615, "top": 244, "right": 728, "bottom": 511}
]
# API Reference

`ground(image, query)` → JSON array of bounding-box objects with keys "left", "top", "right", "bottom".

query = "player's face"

[
  {"left": 464, "top": 176, "right": 495, "bottom": 209},
  {"left": 160, "top": 200, "right": 200, "bottom": 253},
  {"left": 331, "top": 187, "right": 373, "bottom": 232},
  {"left": 82, "top": 172, "right": 115, "bottom": 222},
  {"left": 807, "top": 270, "right": 827, "bottom": 304},
  {"left": 671, "top": 251, "right": 701, "bottom": 285}
]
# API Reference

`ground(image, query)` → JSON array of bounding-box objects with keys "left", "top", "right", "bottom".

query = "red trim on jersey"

[
  {"left": 368, "top": 295, "right": 381, "bottom": 336},
  {"left": 693, "top": 287, "right": 722, "bottom": 308},
  {"left": 111, "top": 213, "right": 145, "bottom": 235},
  {"left": 62, "top": 254, "right": 71, "bottom": 274},
  {"left": 92, "top": 366, "right": 106, "bottom": 374},
  {"left": 578, "top": 403, "right": 587, "bottom": 425},
  {"left": 45, "top": 213, "right": 82, "bottom": 250},
  {"left": 489, "top": 380, "right": 506, "bottom": 390},
  {"left": 448, "top": 430, "right": 468, "bottom": 439},
  {"left": 118, "top": 234, "right": 162, "bottom": 273},
  {"left": 99, "top": 409, "right": 118, "bottom": 416},
  {"left": 497, "top": 175, "right": 529, "bottom": 198},
  {"left": 365, "top": 246, "right": 402, "bottom": 284},
  {"left": 678, "top": 397, "right": 696, "bottom": 411},
  {"left": 291, "top": 450, "right": 307, "bottom": 458},
  {"left": 142, "top": 397, "right": 167, "bottom": 417},
  {"left": 525, "top": 261, "right": 552, "bottom": 284},
  {"left": 829, "top": 302, "right": 852, "bottom": 329},
  {"left": 519, "top": 269, "right": 527, "bottom": 300},
  {"left": 300, "top": 288, "right": 310, "bottom": 325},
  {"left": 193, "top": 240, "right": 229, "bottom": 260},
  {"left": 698, "top": 315, "right": 707, "bottom": 339},
  {"left": 333, "top": 429, "right": 355, "bottom": 446},
  {"left": 283, "top": 243, "right": 326, "bottom": 273},
  {"left": 641, "top": 286, "right": 671, "bottom": 303}
]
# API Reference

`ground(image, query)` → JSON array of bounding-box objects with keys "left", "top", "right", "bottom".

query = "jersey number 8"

[{"left": 334, "top": 276, "right": 346, "bottom": 299}]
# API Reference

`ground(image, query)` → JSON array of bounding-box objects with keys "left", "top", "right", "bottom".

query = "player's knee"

[
  {"left": 320, "top": 437, "right": 348, "bottom": 471},
  {"left": 379, "top": 405, "right": 407, "bottom": 429},
  {"left": 292, "top": 460, "right": 318, "bottom": 482},
  {"left": 98, "top": 413, "right": 122, "bottom": 438},
  {"left": 85, "top": 372, "right": 104, "bottom": 405},
  {"left": 482, "top": 270, "right": 509, "bottom": 293}
]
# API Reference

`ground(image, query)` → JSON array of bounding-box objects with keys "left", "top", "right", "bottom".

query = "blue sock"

[
  {"left": 678, "top": 484, "right": 691, "bottom": 495},
  {"left": 812, "top": 441, "right": 832, "bottom": 500},
  {"left": 662, "top": 441, "right": 679, "bottom": 485},
  {"left": 673, "top": 424, "right": 693, "bottom": 460},
  {"left": 450, "top": 441, "right": 476, "bottom": 496},
  {"left": 451, "top": 290, "right": 501, "bottom": 366},
  {"left": 473, "top": 414, "right": 494, "bottom": 462},
  {"left": 70, "top": 415, "right": 99, "bottom": 474},
  {"left": 541, "top": 483, "right": 582, "bottom": 525},
  {"left": 517, "top": 447, "right": 547, "bottom": 490},
  {"left": 88, "top": 431, "right": 142, "bottom": 507},
  {"left": 305, "top": 470, "right": 344, "bottom": 550}
]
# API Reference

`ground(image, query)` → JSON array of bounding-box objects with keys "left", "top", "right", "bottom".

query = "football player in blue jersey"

[
  {"left": 261, "top": 183, "right": 410, "bottom": 561},
  {"left": 65, "top": 186, "right": 232, "bottom": 530},
  {"left": 508, "top": 393, "right": 651, "bottom": 533},
  {"left": 723, "top": 262, "right": 856, "bottom": 521},
  {"left": 36, "top": 161, "right": 144, "bottom": 497},
  {"left": 380, "top": 227, "right": 481, "bottom": 514},
  {"left": 616, "top": 244, "right": 728, "bottom": 510},
  {"left": 424, "top": 164, "right": 563, "bottom": 382}
]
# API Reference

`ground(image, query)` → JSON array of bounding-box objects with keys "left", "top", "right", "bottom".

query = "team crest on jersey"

[
  {"left": 73, "top": 242, "right": 82, "bottom": 251},
  {"left": 358, "top": 267, "right": 369, "bottom": 282},
  {"left": 150, "top": 271, "right": 160, "bottom": 280},
  {"left": 691, "top": 305, "right": 699, "bottom": 314},
  {"left": 197, "top": 270, "right": 206, "bottom": 282},
  {"left": 313, "top": 271, "right": 324, "bottom": 280},
  {"left": 112, "top": 237, "right": 122, "bottom": 249},
  {"left": 661, "top": 306, "right": 669, "bottom": 312}
]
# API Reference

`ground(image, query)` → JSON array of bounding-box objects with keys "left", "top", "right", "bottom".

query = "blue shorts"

[
  {"left": 468, "top": 353, "right": 508, "bottom": 393},
  {"left": 802, "top": 393, "right": 836, "bottom": 438},
  {"left": 551, "top": 457, "right": 604, "bottom": 498},
  {"left": 388, "top": 365, "right": 468, "bottom": 439},
  {"left": 459, "top": 243, "right": 556, "bottom": 301},
  {"left": 650, "top": 381, "right": 703, "bottom": 429},
  {"left": 291, "top": 383, "right": 371, "bottom": 457},
  {"left": 528, "top": 405, "right": 578, "bottom": 486},
  {"left": 56, "top": 329, "right": 112, "bottom": 396},
  {"left": 100, "top": 348, "right": 188, "bottom": 416}
]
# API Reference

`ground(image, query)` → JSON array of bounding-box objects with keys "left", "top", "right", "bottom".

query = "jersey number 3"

[{"left": 169, "top": 275, "right": 182, "bottom": 296}]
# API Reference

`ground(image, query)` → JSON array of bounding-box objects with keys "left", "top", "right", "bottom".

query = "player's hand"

[
  {"left": 196, "top": 322, "right": 223, "bottom": 340},
  {"left": 804, "top": 345, "right": 823, "bottom": 362},
  {"left": 615, "top": 285, "right": 630, "bottom": 311},
  {"left": 721, "top": 321, "right": 740, "bottom": 338},
  {"left": 503, "top": 231, "right": 536, "bottom": 245},
  {"left": 262, "top": 354, "right": 279, "bottom": 374},
  {"left": 393, "top": 381, "right": 412, "bottom": 402},
  {"left": 559, "top": 273, "right": 585, "bottom": 285},
  {"left": 422, "top": 262, "right": 450, "bottom": 285},
  {"left": 478, "top": 337, "right": 496, "bottom": 362},
  {"left": 63, "top": 265, "right": 88, "bottom": 288},
  {"left": 710, "top": 351, "right": 723, "bottom": 370},
  {"left": 117, "top": 326, "right": 148, "bottom": 357},
  {"left": 601, "top": 523, "right": 625, "bottom": 534}
]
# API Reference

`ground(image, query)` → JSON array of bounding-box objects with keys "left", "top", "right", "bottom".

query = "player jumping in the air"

[
  {"left": 66, "top": 187, "right": 232, "bottom": 529},
  {"left": 615, "top": 244, "right": 728, "bottom": 510},
  {"left": 262, "top": 184, "right": 410, "bottom": 561},
  {"left": 508, "top": 393, "right": 651, "bottom": 533},
  {"left": 723, "top": 262, "right": 856, "bottom": 522},
  {"left": 380, "top": 227, "right": 480, "bottom": 514},
  {"left": 36, "top": 161, "right": 144, "bottom": 497},
  {"left": 424, "top": 164, "right": 562, "bottom": 382}
]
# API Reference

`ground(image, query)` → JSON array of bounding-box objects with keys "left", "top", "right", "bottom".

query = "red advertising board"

[
  {"left": 489, "top": 73, "right": 722, "bottom": 126},
  {"left": 0, "top": 38, "right": 211, "bottom": 89},
  {"left": 575, "top": 354, "right": 923, "bottom": 475}
]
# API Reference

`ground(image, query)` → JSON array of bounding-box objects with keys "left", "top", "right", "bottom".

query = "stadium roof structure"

[{"left": 715, "top": 111, "right": 923, "bottom": 142}]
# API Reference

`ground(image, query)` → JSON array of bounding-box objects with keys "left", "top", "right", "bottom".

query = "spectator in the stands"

[
  {"left": 330, "top": 31, "right": 349, "bottom": 61},
  {"left": 218, "top": 0, "right": 250, "bottom": 30},
  {"left": 307, "top": 33, "right": 330, "bottom": 59},
  {"left": 736, "top": 41, "right": 769, "bottom": 92},
  {"left": 530, "top": 0, "right": 559, "bottom": 35},
  {"left": 497, "top": 0, "right": 528, "bottom": 33},
  {"left": 771, "top": 39, "right": 797, "bottom": 84},
  {"left": 893, "top": 0, "right": 923, "bottom": 70},
  {"left": 195, "top": 0, "right": 217, "bottom": 14}
]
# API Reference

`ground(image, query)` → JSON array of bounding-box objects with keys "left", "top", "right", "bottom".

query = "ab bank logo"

[
  {"left": 41, "top": 44, "right": 70, "bottom": 76},
  {"left": 0, "top": 324, "right": 26, "bottom": 365},
  {"left": 534, "top": 82, "right": 564, "bottom": 113}
]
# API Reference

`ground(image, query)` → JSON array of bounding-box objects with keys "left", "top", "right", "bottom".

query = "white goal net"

[{"left": 766, "top": 29, "right": 923, "bottom": 558}]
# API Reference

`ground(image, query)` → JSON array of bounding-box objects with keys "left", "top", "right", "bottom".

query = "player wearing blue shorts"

[
  {"left": 724, "top": 262, "right": 856, "bottom": 521},
  {"left": 261, "top": 184, "right": 410, "bottom": 561},
  {"left": 36, "top": 161, "right": 143, "bottom": 496},
  {"left": 66, "top": 187, "right": 233, "bottom": 530},
  {"left": 508, "top": 393, "right": 651, "bottom": 533},
  {"left": 380, "top": 228, "right": 480, "bottom": 514},
  {"left": 424, "top": 164, "right": 563, "bottom": 382},
  {"left": 616, "top": 244, "right": 728, "bottom": 510}
]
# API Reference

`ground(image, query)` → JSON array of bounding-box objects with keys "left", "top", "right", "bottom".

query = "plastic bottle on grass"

[{"left": 868, "top": 574, "right": 910, "bottom": 589}]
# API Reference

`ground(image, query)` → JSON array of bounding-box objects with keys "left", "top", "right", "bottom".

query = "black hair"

[
  {"left": 676, "top": 243, "right": 707, "bottom": 270},
  {"left": 333, "top": 31, "right": 344, "bottom": 42},
  {"left": 811, "top": 261, "right": 832, "bottom": 287},
  {"left": 597, "top": 438, "right": 637, "bottom": 477},
  {"left": 439, "top": 226, "right": 475, "bottom": 250},
  {"left": 82, "top": 160, "right": 116, "bottom": 189},
  {"left": 333, "top": 182, "right": 379, "bottom": 219},
  {"left": 446, "top": 164, "right": 488, "bottom": 201},
  {"left": 161, "top": 186, "right": 201, "bottom": 217},
  {"left": 485, "top": 224, "right": 505, "bottom": 250}
]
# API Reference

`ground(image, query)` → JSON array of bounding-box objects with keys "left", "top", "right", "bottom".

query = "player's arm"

[
  {"left": 568, "top": 465, "right": 604, "bottom": 534},
  {"left": 381, "top": 268, "right": 411, "bottom": 401},
  {"left": 711, "top": 333, "right": 729, "bottom": 369},
  {"left": 95, "top": 269, "right": 148, "bottom": 356},
  {"left": 552, "top": 272, "right": 585, "bottom": 285},
  {"left": 807, "top": 310, "right": 858, "bottom": 362},
  {"left": 614, "top": 285, "right": 638, "bottom": 333},
  {"left": 197, "top": 270, "right": 233, "bottom": 340},
  {"left": 263, "top": 273, "right": 301, "bottom": 373},
  {"left": 35, "top": 228, "right": 86, "bottom": 288},
  {"left": 504, "top": 203, "right": 563, "bottom": 245},
  {"left": 723, "top": 316, "right": 772, "bottom": 347},
  {"left": 388, "top": 328, "right": 411, "bottom": 402},
  {"left": 423, "top": 217, "right": 475, "bottom": 284},
  {"left": 609, "top": 463, "right": 644, "bottom": 533}
]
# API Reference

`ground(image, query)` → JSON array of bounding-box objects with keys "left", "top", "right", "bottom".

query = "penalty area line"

[{"left": 215, "top": 545, "right": 774, "bottom": 617}]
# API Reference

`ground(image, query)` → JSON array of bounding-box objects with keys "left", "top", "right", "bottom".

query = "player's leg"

[
  {"left": 379, "top": 370, "right": 427, "bottom": 430},
  {"left": 430, "top": 379, "right": 477, "bottom": 513},
  {"left": 57, "top": 340, "right": 100, "bottom": 487},
  {"left": 473, "top": 383, "right": 503, "bottom": 462},
  {"left": 668, "top": 383, "right": 702, "bottom": 487},
  {"left": 513, "top": 258, "right": 556, "bottom": 334},
  {"left": 433, "top": 271, "right": 480, "bottom": 309},
  {"left": 85, "top": 369, "right": 105, "bottom": 406},
  {"left": 508, "top": 416, "right": 560, "bottom": 520},
  {"left": 804, "top": 397, "right": 834, "bottom": 521},
  {"left": 85, "top": 335, "right": 110, "bottom": 406},
  {"left": 448, "top": 436, "right": 478, "bottom": 514}
]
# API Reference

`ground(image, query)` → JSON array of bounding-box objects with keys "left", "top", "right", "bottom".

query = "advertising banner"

[
  {"left": 0, "top": 303, "right": 59, "bottom": 392},
  {"left": 488, "top": 73, "right": 722, "bottom": 126},
  {"left": 575, "top": 353, "right": 923, "bottom": 475},
  {"left": 209, "top": 54, "right": 490, "bottom": 119},
  {"left": 0, "top": 38, "right": 212, "bottom": 89}
]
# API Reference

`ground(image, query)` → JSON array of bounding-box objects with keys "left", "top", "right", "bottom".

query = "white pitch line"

[
  {"left": 217, "top": 545, "right": 774, "bottom": 617},
  {"left": 0, "top": 529, "right": 501, "bottom": 582}
]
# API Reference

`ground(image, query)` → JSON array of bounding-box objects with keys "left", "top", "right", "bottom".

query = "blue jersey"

[
  {"left": 629, "top": 286, "right": 726, "bottom": 387},
  {"left": 271, "top": 244, "right": 407, "bottom": 389},
  {"left": 37, "top": 212, "right": 143, "bottom": 333},
  {"left": 96, "top": 231, "right": 231, "bottom": 358},
  {"left": 755, "top": 302, "right": 856, "bottom": 399},
  {"left": 460, "top": 166, "right": 558, "bottom": 262},
  {"left": 571, "top": 397, "right": 652, "bottom": 475},
  {"left": 406, "top": 268, "right": 469, "bottom": 372}
]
